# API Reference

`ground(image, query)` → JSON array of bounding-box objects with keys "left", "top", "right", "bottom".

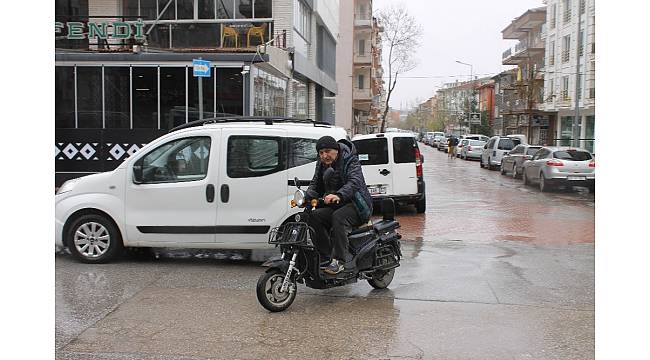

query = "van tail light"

[
  {"left": 589, "top": 160, "right": 595, "bottom": 168},
  {"left": 414, "top": 147, "right": 423, "bottom": 177},
  {"left": 546, "top": 159, "right": 564, "bottom": 167}
]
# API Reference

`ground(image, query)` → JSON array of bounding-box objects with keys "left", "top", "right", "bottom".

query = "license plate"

[
  {"left": 368, "top": 185, "right": 387, "bottom": 195},
  {"left": 567, "top": 176, "right": 586, "bottom": 181}
]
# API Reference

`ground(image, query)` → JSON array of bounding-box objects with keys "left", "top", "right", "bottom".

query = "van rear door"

[
  {"left": 391, "top": 136, "right": 418, "bottom": 196},
  {"left": 353, "top": 136, "right": 392, "bottom": 197}
]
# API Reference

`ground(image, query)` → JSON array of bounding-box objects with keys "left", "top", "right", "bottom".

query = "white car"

[
  {"left": 352, "top": 132, "right": 426, "bottom": 213},
  {"left": 522, "top": 146, "right": 595, "bottom": 192},
  {"left": 55, "top": 117, "right": 348, "bottom": 263},
  {"left": 480, "top": 135, "right": 526, "bottom": 170},
  {"left": 461, "top": 140, "right": 486, "bottom": 160}
]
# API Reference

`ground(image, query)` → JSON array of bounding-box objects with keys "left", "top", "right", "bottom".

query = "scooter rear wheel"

[
  {"left": 368, "top": 268, "right": 395, "bottom": 289},
  {"left": 256, "top": 269, "right": 297, "bottom": 312}
]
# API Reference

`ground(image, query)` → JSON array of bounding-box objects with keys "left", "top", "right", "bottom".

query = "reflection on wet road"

[{"left": 392, "top": 144, "right": 595, "bottom": 245}]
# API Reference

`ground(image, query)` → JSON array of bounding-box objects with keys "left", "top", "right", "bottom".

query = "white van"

[
  {"left": 480, "top": 135, "right": 526, "bottom": 170},
  {"left": 352, "top": 133, "right": 426, "bottom": 213},
  {"left": 55, "top": 117, "right": 347, "bottom": 263}
]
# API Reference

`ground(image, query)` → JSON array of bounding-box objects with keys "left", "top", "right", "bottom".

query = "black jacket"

[{"left": 307, "top": 139, "right": 373, "bottom": 220}]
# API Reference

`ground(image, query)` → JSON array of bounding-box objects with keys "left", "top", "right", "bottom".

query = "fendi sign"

[{"left": 55, "top": 19, "right": 145, "bottom": 40}]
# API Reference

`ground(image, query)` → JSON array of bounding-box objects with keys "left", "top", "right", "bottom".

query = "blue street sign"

[{"left": 193, "top": 59, "right": 211, "bottom": 77}]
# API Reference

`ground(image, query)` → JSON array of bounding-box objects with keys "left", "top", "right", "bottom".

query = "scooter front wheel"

[
  {"left": 368, "top": 268, "right": 395, "bottom": 289},
  {"left": 256, "top": 269, "right": 297, "bottom": 312}
]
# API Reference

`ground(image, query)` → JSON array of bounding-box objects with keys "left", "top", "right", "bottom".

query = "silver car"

[
  {"left": 456, "top": 139, "right": 469, "bottom": 157},
  {"left": 522, "top": 146, "right": 595, "bottom": 192},
  {"left": 461, "top": 140, "right": 486, "bottom": 160},
  {"left": 437, "top": 137, "right": 449, "bottom": 151},
  {"left": 500, "top": 144, "right": 542, "bottom": 178}
]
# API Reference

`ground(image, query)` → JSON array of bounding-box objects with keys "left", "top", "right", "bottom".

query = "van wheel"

[
  {"left": 512, "top": 165, "right": 519, "bottom": 179},
  {"left": 415, "top": 196, "right": 426, "bottom": 214},
  {"left": 500, "top": 163, "right": 507, "bottom": 175},
  {"left": 487, "top": 158, "right": 494, "bottom": 170},
  {"left": 67, "top": 214, "right": 123, "bottom": 263},
  {"left": 480, "top": 158, "right": 485, "bottom": 168}
]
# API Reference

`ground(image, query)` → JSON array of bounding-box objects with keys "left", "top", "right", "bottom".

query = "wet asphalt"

[{"left": 55, "top": 143, "right": 595, "bottom": 360}]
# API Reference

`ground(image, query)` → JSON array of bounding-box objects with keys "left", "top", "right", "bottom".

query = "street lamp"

[{"left": 456, "top": 60, "right": 473, "bottom": 135}]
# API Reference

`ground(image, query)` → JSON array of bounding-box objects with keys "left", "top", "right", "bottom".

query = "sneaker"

[
  {"left": 319, "top": 257, "right": 332, "bottom": 269},
  {"left": 323, "top": 259, "right": 344, "bottom": 275}
]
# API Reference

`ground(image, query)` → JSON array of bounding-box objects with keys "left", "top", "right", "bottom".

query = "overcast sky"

[{"left": 372, "top": 0, "right": 545, "bottom": 110}]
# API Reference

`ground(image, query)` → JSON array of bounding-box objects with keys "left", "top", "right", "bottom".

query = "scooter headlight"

[{"left": 293, "top": 189, "right": 305, "bottom": 207}]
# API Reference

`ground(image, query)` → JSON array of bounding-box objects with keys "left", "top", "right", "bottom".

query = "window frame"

[
  {"left": 226, "top": 135, "right": 283, "bottom": 178},
  {"left": 133, "top": 135, "right": 212, "bottom": 184}
]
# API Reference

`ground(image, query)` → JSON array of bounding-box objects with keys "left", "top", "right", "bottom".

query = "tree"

[{"left": 377, "top": 5, "right": 422, "bottom": 133}]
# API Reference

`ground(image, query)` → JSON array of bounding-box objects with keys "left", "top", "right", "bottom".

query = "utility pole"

[{"left": 572, "top": 0, "right": 583, "bottom": 148}]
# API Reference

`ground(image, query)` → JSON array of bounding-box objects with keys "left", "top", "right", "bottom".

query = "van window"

[
  {"left": 136, "top": 136, "right": 211, "bottom": 184},
  {"left": 469, "top": 140, "right": 485, "bottom": 146},
  {"left": 353, "top": 138, "right": 388, "bottom": 165},
  {"left": 392, "top": 137, "right": 416, "bottom": 163},
  {"left": 497, "top": 138, "right": 515, "bottom": 150},
  {"left": 553, "top": 149, "right": 592, "bottom": 161},
  {"left": 287, "top": 137, "right": 318, "bottom": 169},
  {"left": 526, "top": 147, "right": 542, "bottom": 156},
  {"left": 227, "top": 136, "right": 282, "bottom": 178}
]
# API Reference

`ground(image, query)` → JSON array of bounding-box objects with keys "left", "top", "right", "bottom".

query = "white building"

[{"left": 543, "top": 0, "right": 595, "bottom": 153}]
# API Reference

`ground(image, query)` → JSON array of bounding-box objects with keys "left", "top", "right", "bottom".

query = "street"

[{"left": 55, "top": 144, "right": 595, "bottom": 360}]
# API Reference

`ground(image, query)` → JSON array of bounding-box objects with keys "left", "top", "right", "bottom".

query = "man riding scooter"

[{"left": 306, "top": 136, "right": 373, "bottom": 275}]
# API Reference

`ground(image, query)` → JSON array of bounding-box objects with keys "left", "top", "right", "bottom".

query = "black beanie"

[{"left": 316, "top": 136, "right": 339, "bottom": 151}]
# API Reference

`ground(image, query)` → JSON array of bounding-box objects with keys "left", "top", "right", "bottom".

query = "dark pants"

[{"left": 307, "top": 203, "right": 363, "bottom": 262}]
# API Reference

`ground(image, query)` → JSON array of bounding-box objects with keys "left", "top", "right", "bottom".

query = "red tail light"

[
  {"left": 589, "top": 160, "right": 595, "bottom": 168},
  {"left": 414, "top": 147, "right": 423, "bottom": 177},
  {"left": 546, "top": 159, "right": 564, "bottom": 167}
]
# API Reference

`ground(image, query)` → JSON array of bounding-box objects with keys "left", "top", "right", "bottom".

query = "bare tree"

[{"left": 377, "top": 4, "right": 422, "bottom": 133}]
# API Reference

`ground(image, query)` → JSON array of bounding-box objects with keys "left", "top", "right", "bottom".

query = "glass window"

[
  {"left": 235, "top": 0, "right": 253, "bottom": 18},
  {"left": 158, "top": 0, "right": 175, "bottom": 20},
  {"left": 133, "top": 67, "right": 158, "bottom": 129},
  {"left": 160, "top": 67, "right": 187, "bottom": 130},
  {"left": 560, "top": 116, "right": 581, "bottom": 146},
  {"left": 135, "top": 136, "right": 211, "bottom": 183},
  {"left": 187, "top": 67, "right": 216, "bottom": 121},
  {"left": 123, "top": 0, "right": 139, "bottom": 17},
  {"left": 358, "top": 74, "right": 364, "bottom": 89},
  {"left": 140, "top": 0, "right": 158, "bottom": 20},
  {"left": 554, "top": 150, "right": 592, "bottom": 161},
  {"left": 469, "top": 140, "right": 485, "bottom": 146},
  {"left": 255, "top": 0, "right": 272, "bottom": 18},
  {"left": 176, "top": 0, "right": 194, "bottom": 19},
  {"left": 218, "top": 0, "right": 235, "bottom": 18},
  {"left": 292, "top": 79, "right": 308, "bottom": 119},
  {"left": 294, "top": 0, "right": 311, "bottom": 40},
  {"left": 253, "top": 67, "right": 287, "bottom": 117},
  {"left": 217, "top": 68, "right": 244, "bottom": 115},
  {"left": 498, "top": 138, "right": 514, "bottom": 150},
  {"left": 227, "top": 136, "right": 281, "bottom": 178},
  {"left": 358, "top": 39, "right": 365, "bottom": 56},
  {"left": 198, "top": 0, "right": 215, "bottom": 19},
  {"left": 585, "top": 116, "right": 595, "bottom": 154},
  {"left": 287, "top": 137, "right": 318, "bottom": 169},
  {"left": 104, "top": 67, "right": 131, "bottom": 129},
  {"left": 76, "top": 67, "right": 103, "bottom": 128},
  {"left": 353, "top": 138, "right": 388, "bottom": 165},
  {"left": 172, "top": 23, "right": 220, "bottom": 48},
  {"left": 147, "top": 24, "right": 171, "bottom": 49},
  {"left": 510, "top": 145, "right": 522, "bottom": 154},
  {"left": 393, "top": 137, "right": 416, "bottom": 164},
  {"left": 526, "top": 147, "right": 541, "bottom": 156},
  {"left": 55, "top": 66, "right": 75, "bottom": 128}
]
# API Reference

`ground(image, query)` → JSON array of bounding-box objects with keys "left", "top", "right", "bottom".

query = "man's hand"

[{"left": 324, "top": 194, "right": 341, "bottom": 205}]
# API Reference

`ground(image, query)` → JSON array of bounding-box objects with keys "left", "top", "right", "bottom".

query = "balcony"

[
  {"left": 354, "top": 51, "right": 372, "bottom": 65},
  {"left": 354, "top": 13, "right": 372, "bottom": 27},
  {"left": 353, "top": 87, "right": 372, "bottom": 101},
  {"left": 502, "top": 37, "right": 545, "bottom": 65}
]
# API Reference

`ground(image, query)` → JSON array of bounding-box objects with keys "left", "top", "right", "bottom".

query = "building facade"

[
  {"left": 543, "top": 0, "right": 595, "bottom": 153},
  {"left": 55, "top": 0, "right": 339, "bottom": 186},
  {"left": 335, "top": 0, "right": 385, "bottom": 135},
  {"left": 501, "top": 6, "right": 552, "bottom": 145}
]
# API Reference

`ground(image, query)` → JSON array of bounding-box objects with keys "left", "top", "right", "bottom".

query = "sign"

[
  {"left": 55, "top": 19, "right": 145, "bottom": 40},
  {"left": 193, "top": 59, "right": 211, "bottom": 77},
  {"left": 469, "top": 112, "right": 481, "bottom": 124}
]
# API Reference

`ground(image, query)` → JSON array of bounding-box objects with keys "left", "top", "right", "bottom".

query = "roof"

[{"left": 351, "top": 132, "right": 416, "bottom": 141}]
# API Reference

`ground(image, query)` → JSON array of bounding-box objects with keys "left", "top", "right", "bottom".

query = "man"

[
  {"left": 306, "top": 136, "right": 373, "bottom": 275},
  {"left": 447, "top": 136, "right": 456, "bottom": 159}
]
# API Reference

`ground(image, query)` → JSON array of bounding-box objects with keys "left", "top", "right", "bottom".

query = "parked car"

[
  {"left": 437, "top": 136, "right": 449, "bottom": 152},
  {"left": 352, "top": 132, "right": 426, "bottom": 213},
  {"left": 522, "top": 146, "right": 595, "bottom": 192},
  {"left": 430, "top": 132, "right": 445, "bottom": 147},
  {"left": 500, "top": 144, "right": 542, "bottom": 178},
  {"left": 456, "top": 139, "right": 469, "bottom": 157},
  {"left": 480, "top": 135, "right": 525, "bottom": 170},
  {"left": 55, "top": 117, "right": 348, "bottom": 263},
  {"left": 461, "top": 140, "right": 486, "bottom": 160}
]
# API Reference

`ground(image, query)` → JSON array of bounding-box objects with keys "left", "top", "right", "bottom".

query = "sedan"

[
  {"left": 500, "top": 144, "right": 542, "bottom": 178},
  {"left": 522, "top": 146, "right": 595, "bottom": 193},
  {"left": 461, "top": 140, "right": 486, "bottom": 160},
  {"left": 456, "top": 139, "right": 469, "bottom": 158},
  {"left": 437, "top": 137, "right": 449, "bottom": 152}
]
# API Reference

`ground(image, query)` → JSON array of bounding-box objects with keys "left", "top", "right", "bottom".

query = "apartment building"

[
  {"left": 335, "top": 0, "right": 385, "bottom": 135},
  {"left": 55, "top": 0, "right": 339, "bottom": 186},
  {"left": 543, "top": 0, "right": 595, "bottom": 153},
  {"left": 500, "top": 6, "right": 551, "bottom": 145}
]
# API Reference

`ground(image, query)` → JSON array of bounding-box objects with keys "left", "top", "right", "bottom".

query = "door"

[
  {"left": 353, "top": 137, "right": 393, "bottom": 196},
  {"left": 527, "top": 148, "right": 548, "bottom": 182},
  {"left": 391, "top": 136, "right": 418, "bottom": 195},
  {"left": 125, "top": 130, "right": 220, "bottom": 245},
  {"left": 215, "top": 128, "right": 287, "bottom": 247}
]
